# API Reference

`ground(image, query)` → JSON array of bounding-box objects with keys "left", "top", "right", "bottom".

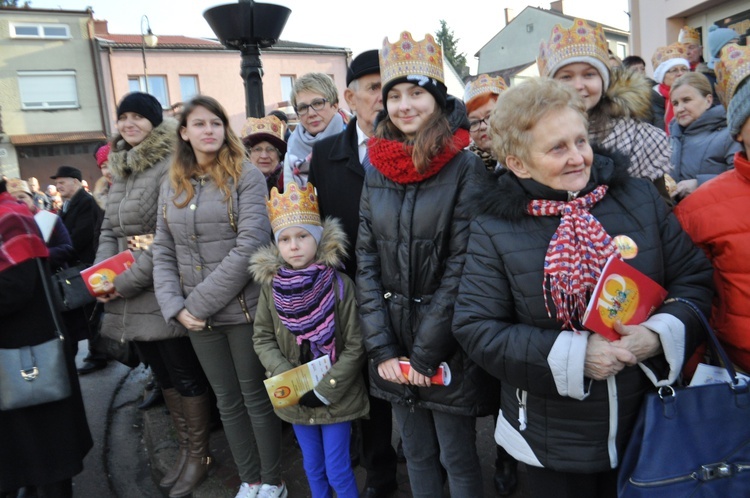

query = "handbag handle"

[
  {"left": 665, "top": 297, "right": 740, "bottom": 386},
  {"left": 35, "top": 258, "right": 65, "bottom": 342}
]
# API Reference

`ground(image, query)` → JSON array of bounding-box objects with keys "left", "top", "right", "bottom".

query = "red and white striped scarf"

[{"left": 527, "top": 185, "right": 618, "bottom": 329}]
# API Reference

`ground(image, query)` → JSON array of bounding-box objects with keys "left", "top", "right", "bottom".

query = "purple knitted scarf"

[{"left": 272, "top": 264, "right": 341, "bottom": 363}]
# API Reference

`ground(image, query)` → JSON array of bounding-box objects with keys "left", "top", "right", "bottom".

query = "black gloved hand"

[{"left": 299, "top": 390, "right": 325, "bottom": 408}]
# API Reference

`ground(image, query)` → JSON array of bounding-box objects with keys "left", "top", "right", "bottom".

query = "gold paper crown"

[
  {"left": 464, "top": 74, "right": 508, "bottom": 103},
  {"left": 651, "top": 42, "right": 689, "bottom": 70},
  {"left": 241, "top": 115, "right": 284, "bottom": 143},
  {"left": 678, "top": 26, "right": 701, "bottom": 45},
  {"left": 537, "top": 18, "right": 609, "bottom": 78},
  {"left": 714, "top": 43, "right": 750, "bottom": 107},
  {"left": 267, "top": 182, "right": 321, "bottom": 235},
  {"left": 379, "top": 31, "right": 444, "bottom": 89}
]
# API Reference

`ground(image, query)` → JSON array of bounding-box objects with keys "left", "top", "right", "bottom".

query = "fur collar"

[
  {"left": 590, "top": 70, "right": 653, "bottom": 123},
  {"left": 248, "top": 217, "right": 348, "bottom": 285},
  {"left": 473, "top": 146, "right": 631, "bottom": 221},
  {"left": 108, "top": 118, "right": 178, "bottom": 179}
]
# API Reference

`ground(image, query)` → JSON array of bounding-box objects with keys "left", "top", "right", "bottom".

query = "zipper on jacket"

[
  {"left": 516, "top": 389, "right": 527, "bottom": 431},
  {"left": 629, "top": 462, "right": 750, "bottom": 488},
  {"left": 237, "top": 293, "right": 251, "bottom": 323}
]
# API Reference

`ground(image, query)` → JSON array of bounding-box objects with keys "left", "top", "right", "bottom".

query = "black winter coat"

[
  {"left": 60, "top": 187, "right": 103, "bottom": 266},
  {"left": 0, "top": 258, "right": 92, "bottom": 491},
  {"left": 356, "top": 98, "right": 499, "bottom": 416},
  {"left": 309, "top": 116, "right": 366, "bottom": 281},
  {"left": 452, "top": 150, "right": 713, "bottom": 473}
]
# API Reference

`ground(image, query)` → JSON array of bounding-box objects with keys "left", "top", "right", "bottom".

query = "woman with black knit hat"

[
  {"left": 96, "top": 92, "right": 211, "bottom": 498},
  {"left": 356, "top": 31, "right": 497, "bottom": 497}
]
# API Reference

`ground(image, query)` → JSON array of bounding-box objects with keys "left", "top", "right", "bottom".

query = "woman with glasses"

[
  {"left": 241, "top": 115, "right": 287, "bottom": 194},
  {"left": 284, "top": 73, "right": 349, "bottom": 189},
  {"left": 464, "top": 74, "right": 508, "bottom": 174},
  {"left": 650, "top": 43, "right": 691, "bottom": 134},
  {"left": 538, "top": 19, "right": 672, "bottom": 184}
]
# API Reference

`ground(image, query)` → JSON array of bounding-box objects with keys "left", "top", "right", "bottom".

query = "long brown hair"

[
  {"left": 374, "top": 107, "right": 454, "bottom": 173},
  {"left": 170, "top": 96, "right": 247, "bottom": 208}
]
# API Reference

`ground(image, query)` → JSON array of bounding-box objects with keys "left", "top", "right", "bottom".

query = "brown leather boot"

[
  {"left": 168, "top": 392, "right": 213, "bottom": 498},
  {"left": 159, "top": 389, "right": 189, "bottom": 489}
]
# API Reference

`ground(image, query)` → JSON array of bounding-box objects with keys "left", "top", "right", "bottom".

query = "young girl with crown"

[
  {"left": 355, "top": 31, "right": 498, "bottom": 497},
  {"left": 250, "top": 183, "right": 369, "bottom": 498}
]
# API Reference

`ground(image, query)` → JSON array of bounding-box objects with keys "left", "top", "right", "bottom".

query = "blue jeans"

[
  {"left": 392, "top": 404, "right": 483, "bottom": 498},
  {"left": 293, "top": 422, "right": 359, "bottom": 498},
  {"left": 189, "top": 323, "right": 282, "bottom": 485}
]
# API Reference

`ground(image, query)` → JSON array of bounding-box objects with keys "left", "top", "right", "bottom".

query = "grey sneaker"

[
  {"left": 235, "top": 482, "right": 261, "bottom": 498},
  {"left": 258, "top": 482, "right": 288, "bottom": 498}
]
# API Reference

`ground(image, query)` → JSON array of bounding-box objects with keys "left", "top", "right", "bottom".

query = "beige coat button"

[{"left": 329, "top": 378, "right": 336, "bottom": 387}]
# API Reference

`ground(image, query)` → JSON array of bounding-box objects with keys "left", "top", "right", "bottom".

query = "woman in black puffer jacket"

[
  {"left": 452, "top": 78, "right": 713, "bottom": 498},
  {"left": 356, "top": 31, "right": 496, "bottom": 498}
]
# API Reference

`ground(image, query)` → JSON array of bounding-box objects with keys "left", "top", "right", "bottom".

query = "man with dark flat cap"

[
  {"left": 52, "top": 165, "right": 107, "bottom": 374},
  {"left": 309, "top": 50, "right": 398, "bottom": 498}
]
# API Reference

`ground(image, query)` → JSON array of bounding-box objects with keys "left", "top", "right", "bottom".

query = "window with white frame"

[
  {"left": 280, "top": 75, "right": 295, "bottom": 102},
  {"left": 10, "top": 23, "right": 71, "bottom": 39},
  {"left": 617, "top": 42, "right": 628, "bottom": 60},
  {"left": 127, "top": 76, "right": 169, "bottom": 109},
  {"left": 17, "top": 71, "right": 78, "bottom": 110},
  {"left": 179, "top": 75, "right": 199, "bottom": 102}
]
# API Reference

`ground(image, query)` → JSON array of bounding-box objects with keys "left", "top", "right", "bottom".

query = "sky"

[{"left": 29, "top": 0, "right": 630, "bottom": 74}]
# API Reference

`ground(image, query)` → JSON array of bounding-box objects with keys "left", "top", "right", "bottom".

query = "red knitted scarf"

[
  {"left": 658, "top": 83, "right": 674, "bottom": 136},
  {"left": 367, "top": 128, "right": 470, "bottom": 184},
  {"left": 0, "top": 192, "right": 49, "bottom": 273},
  {"left": 527, "top": 185, "right": 619, "bottom": 330}
]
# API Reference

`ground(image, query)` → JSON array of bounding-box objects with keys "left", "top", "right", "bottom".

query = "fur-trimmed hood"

[
  {"left": 108, "top": 118, "right": 178, "bottom": 179},
  {"left": 249, "top": 217, "right": 348, "bottom": 285},
  {"left": 473, "top": 146, "right": 632, "bottom": 221},
  {"left": 591, "top": 70, "right": 653, "bottom": 123}
]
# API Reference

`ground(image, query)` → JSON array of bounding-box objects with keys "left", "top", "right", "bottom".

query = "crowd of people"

[{"left": 1, "top": 16, "right": 749, "bottom": 498}]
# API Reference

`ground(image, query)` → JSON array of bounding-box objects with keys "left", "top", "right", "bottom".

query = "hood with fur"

[
  {"left": 473, "top": 146, "right": 631, "bottom": 222},
  {"left": 592, "top": 70, "right": 653, "bottom": 123},
  {"left": 108, "top": 118, "right": 178, "bottom": 179},
  {"left": 249, "top": 217, "right": 348, "bottom": 285}
]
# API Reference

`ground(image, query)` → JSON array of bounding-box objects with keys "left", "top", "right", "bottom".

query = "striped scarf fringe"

[{"left": 527, "top": 185, "right": 618, "bottom": 329}]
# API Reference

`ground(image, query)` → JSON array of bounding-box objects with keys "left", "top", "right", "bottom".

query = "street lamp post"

[
  {"left": 140, "top": 15, "right": 158, "bottom": 95},
  {"left": 204, "top": 0, "right": 291, "bottom": 118}
]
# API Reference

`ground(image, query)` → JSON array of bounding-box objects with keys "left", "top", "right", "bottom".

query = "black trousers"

[
  {"left": 526, "top": 466, "right": 618, "bottom": 498},
  {"left": 359, "top": 366, "right": 398, "bottom": 489},
  {"left": 135, "top": 337, "right": 209, "bottom": 397}
]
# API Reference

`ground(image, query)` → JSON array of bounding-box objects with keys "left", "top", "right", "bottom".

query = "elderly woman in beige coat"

[{"left": 96, "top": 92, "right": 210, "bottom": 498}]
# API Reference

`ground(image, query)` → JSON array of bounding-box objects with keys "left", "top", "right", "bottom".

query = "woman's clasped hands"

[{"left": 584, "top": 321, "right": 663, "bottom": 380}]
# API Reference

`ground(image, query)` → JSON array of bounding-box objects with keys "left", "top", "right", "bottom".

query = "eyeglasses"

[
  {"left": 666, "top": 66, "right": 688, "bottom": 76},
  {"left": 468, "top": 117, "right": 490, "bottom": 132},
  {"left": 249, "top": 146, "right": 279, "bottom": 156},
  {"left": 295, "top": 98, "right": 329, "bottom": 116}
]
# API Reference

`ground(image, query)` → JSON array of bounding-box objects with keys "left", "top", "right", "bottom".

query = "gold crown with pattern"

[
  {"left": 379, "top": 31, "right": 444, "bottom": 88},
  {"left": 678, "top": 26, "right": 701, "bottom": 45},
  {"left": 464, "top": 74, "right": 508, "bottom": 103},
  {"left": 714, "top": 43, "right": 750, "bottom": 107},
  {"left": 651, "top": 42, "right": 689, "bottom": 70},
  {"left": 267, "top": 182, "right": 320, "bottom": 234},
  {"left": 537, "top": 18, "right": 609, "bottom": 78},
  {"left": 241, "top": 115, "right": 283, "bottom": 142}
]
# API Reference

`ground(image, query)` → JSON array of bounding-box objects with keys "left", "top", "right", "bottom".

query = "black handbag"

[
  {"left": 618, "top": 297, "right": 750, "bottom": 497},
  {"left": 51, "top": 263, "right": 96, "bottom": 312},
  {"left": 88, "top": 305, "right": 141, "bottom": 369},
  {"left": 0, "top": 259, "right": 72, "bottom": 411}
]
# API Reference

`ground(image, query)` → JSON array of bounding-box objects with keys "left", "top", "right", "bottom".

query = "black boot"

[
  {"left": 494, "top": 447, "right": 518, "bottom": 496},
  {"left": 138, "top": 381, "right": 165, "bottom": 410}
]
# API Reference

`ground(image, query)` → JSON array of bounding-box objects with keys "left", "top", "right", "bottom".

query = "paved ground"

[{"left": 141, "top": 376, "right": 531, "bottom": 497}]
